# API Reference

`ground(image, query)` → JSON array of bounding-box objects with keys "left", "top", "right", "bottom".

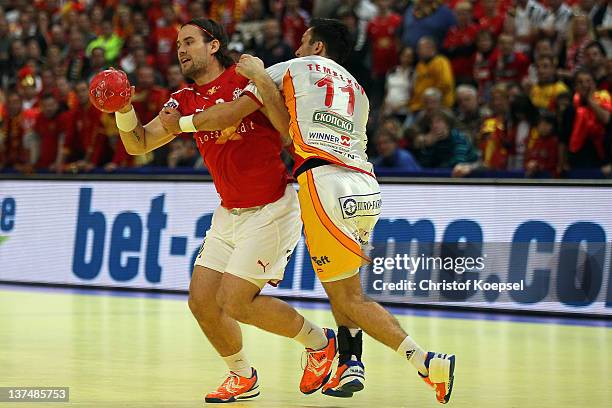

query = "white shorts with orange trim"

[
  {"left": 297, "top": 164, "right": 381, "bottom": 282},
  {"left": 194, "top": 185, "right": 301, "bottom": 289}
]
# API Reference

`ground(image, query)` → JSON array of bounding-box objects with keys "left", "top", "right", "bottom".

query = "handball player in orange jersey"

[
  {"left": 106, "top": 18, "right": 337, "bottom": 403},
  {"left": 160, "top": 19, "right": 456, "bottom": 404}
]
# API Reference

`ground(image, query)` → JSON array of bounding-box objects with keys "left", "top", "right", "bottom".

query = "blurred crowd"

[{"left": 1, "top": 0, "right": 612, "bottom": 178}]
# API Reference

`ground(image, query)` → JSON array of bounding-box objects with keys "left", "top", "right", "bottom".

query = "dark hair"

[
  {"left": 182, "top": 18, "right": 234, "bottom": 68},
  {"left": 585, "top": 40, "right": 607, "bottom": 57},
  {"left": 308, "top": 18, "right": 353, "bottom": 64},
  {"left": 574, "top": 69, "right": 594, "bottom": 83},
  {"left": 40, "top": 92, "right": 57, "bottom": 102},
  {"left": 536, "top": 54, "right": 554, "bottom": 65}
]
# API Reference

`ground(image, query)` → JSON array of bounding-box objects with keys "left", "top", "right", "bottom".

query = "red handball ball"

[{"left": 89, "top": 69, "right": 131, "bottom": 112}]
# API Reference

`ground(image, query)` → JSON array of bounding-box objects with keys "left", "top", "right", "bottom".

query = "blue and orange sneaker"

[
  {"left": 419, "top": 352, "right": 455, "bottom": 404},
  {"left": 322, "top": 357, "right": 365, "bottom": 398},
  {"left": 205, "top": 368, "right": 260, "bottom": 403},
  {"left": 299, "top": 328, "right": 337, "bottom": 394}
]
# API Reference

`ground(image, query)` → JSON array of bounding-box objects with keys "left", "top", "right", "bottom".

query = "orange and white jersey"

[{"left": 243, "top": 55, "right": 373, "bottom": 175}]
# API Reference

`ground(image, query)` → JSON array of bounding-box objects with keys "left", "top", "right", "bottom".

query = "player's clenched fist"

[
  {"left": 159, "top": 107, "right": 182, "bottom": 134},
  {"left": 236, "top": 54, "right": 266, "bottom": 81}
]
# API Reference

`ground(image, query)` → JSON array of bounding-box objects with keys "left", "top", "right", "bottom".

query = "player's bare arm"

[
  {"left": 158, "top": 56, "right": 291, "bottom": 146},
  {"left": 115, "top": 86, "right": 177, "bottom": 155},
  {"left": 236, "top": 55, "right": 291, "bottom": 143}
]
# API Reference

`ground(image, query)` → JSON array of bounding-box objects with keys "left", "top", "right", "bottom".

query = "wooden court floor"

[{"left": 0, "top": 288, "right": 610, "bottom": 408}]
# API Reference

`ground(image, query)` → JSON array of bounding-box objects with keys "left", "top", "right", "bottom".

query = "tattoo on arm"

[{"left": 132, "top": 130, "right": 141, "bottom": 142}]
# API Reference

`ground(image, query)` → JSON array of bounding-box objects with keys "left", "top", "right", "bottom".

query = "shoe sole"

[
  {"left": 443, "top": 355, "right": 455, "bottom": 404},
  {"left": 341, "top": 379, "right": 364, "bottom": 393},
  {"left": 205, "top": 387, "right": 260, "bottom": 403}
]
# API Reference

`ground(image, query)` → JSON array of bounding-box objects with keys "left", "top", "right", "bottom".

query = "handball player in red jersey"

[{"left": 110, "top": 18, "right": 336, "bottom": 403}]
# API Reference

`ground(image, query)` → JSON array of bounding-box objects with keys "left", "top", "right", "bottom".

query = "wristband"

[
  {"left": 115, "top": 106, "right": 138, "bottom": 132},
  {"left": 179, "top": 114, "right": 197, "bottom": 133}
]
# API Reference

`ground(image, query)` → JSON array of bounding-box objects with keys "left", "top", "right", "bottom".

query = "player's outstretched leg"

[
  {"left": 188, "top": 266, "right": 260, "bottom": 403},
  {"left": 322, "top": 274, "right": 456, "bottom": 404},
  {"left": 216, "top": 272, "right": 337, "bottom": 395}
]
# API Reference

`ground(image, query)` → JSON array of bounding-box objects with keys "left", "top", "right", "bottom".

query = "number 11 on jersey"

[{"left": 315, "top": 75, "right": 355, "bottom": 116}]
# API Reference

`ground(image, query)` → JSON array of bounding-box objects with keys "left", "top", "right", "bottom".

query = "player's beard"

[{"left": 181, "top": 58, "right": 207, "bottom": 80}]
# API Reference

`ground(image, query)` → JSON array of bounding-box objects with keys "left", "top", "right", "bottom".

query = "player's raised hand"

[
  {"left": 236, "top": 54, "right": 266, "bottom": 81},
  {"left": 159, "top": 106, "right": 182, "bottom": 135}
]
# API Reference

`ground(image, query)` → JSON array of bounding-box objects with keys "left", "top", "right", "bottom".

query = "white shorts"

[
  {"left": 296, "top": 164, "right": 381, "bottom": 282},
  {"left": 194, "top": 184, "right": 302, "bottom": 288}
]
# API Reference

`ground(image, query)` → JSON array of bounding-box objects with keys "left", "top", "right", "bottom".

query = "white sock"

[
  {"left": 293, "top": 318, "right": 328, "bottom": 350},
  {"left": 396, "top": 335, "right": 428, "bottom": 376},
  {"left": 222, "top": 349, "right": 252, "bottom": 378},
  {"left": 349, "top": 328, "right": 361, "bottom": 336}
]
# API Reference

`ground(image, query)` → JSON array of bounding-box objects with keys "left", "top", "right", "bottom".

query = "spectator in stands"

[
  {"left": 32, "top": 93, "right": 70, "bottom": 171},
  {"left": 132, "top": 65, "right": 169, "bottom": 166},
  {"left": 168, "top": 138, "right": 200, "bottom": 168},
  {"left": 9, "top": 39, "right": 28, "bottom": 81},
  {"left": 0, "top": 91, "right": 30, "bottom": 172},
  {"left": 472, "top": 29, "right": 496, "bottom": 101},
  {"left": 477, "top": 0, "right": 506, "bottom": 37},
  {"left": 400, "top": 0, "right": 456, "bottom": 48},
  {"left": 65, "top": 80, "right": 112, "bottom": 172},
  {"left": 166, "top": 64, "right": 187, "bottom": 93},
  {"left": 524, "top": 111, "right": 560, "bottom": 177},
  {"left": 529, "top": 55, "right": 569, "bottom": 111},
  {"left": 514, "top": 0, "right": 549, "bottom": 53},
  {"left": 188, "top": 1, "right": 207, "bottom": 21},
  {"left": 443, "top": 1, "right": 479, "bottom": 85},
  {"left": 594, "top": 0, "right": 612, "bottom": 56},
  {"left": 86, "top": 19, "right": 124, "bottom": 64},
  {"left": 563, "top": 70, "right": 612, "bottom": 170},
  {"left": 411, "top": 110, "right": 478, "bottom": 171},
  {"left": 65, "top": 29, "right": 89, "bottom": 82},
  {"left": 559, "top": 14, "right": 595, "bottom": 79},
  {"left": 150, "top": 3, "right": 180, "bottom": 75},
  {"left": 584, "top": 41, "right": 609, "bottom": 90},
  {"left": 119, "top": 34, "right": 148, "bottom": 76},
  {"left": 540, "top": 0, "right": 573, "bottom": 44},
  {"left": 372, "top": 129, "right": 421, "bottom": 171},
  {"left": 86, "top": 47, "right": 109, "bottom": 82},
  {"left": 481, "top": 84, "right": 513, "bottom": 170},
  {"left": 56, "top": 76, "right": 77, "bottom": 110},
  {"left": 490, "top": 33, "right": 530, "bottom": 85},
  {"left": 282, "top": 0, "right": 310, "bottom": 51},
  {"left": 455, "top": 84, "right": 489, "bottom": 144},
  {"left": 381, "top": 46, "right": 415, "bottom": 121},
  {"left": 19, "top": 72, "right": 38, "bottom": 110},
  {"left": 367, "top": 0, "right": 402, "bottom": 107},
  {"left": 509, "top": 93, "right": 539, "bottom": 170},
  {"left": 255, "top": 18, "right": 294, "bottom": 67},
  {"left": 337, "top": 9, "right": 371, "bottom": 95},
  {"left": 409, "top": 37, "right": 454, "bottom": 113},
  {"left": 409, "top": 87, "right": 455, "bottom": 140}
]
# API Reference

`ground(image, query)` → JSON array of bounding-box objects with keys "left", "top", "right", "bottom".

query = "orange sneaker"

[
  {"left": 205, "top": 368, "right": 260, "bottom": 403},
  {"left": 299, "top": 328, "right": 337, "bottom": 394}
]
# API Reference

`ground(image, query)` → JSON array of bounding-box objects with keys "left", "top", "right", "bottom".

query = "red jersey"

[
  {"left": 443, "top": 23, "right": 479, "bottom": 80},
  {"left": 367, "top": 13, "right": 402, "bottom": 77},
  {"left": 167, "top": 65, "right": 288, "bottom": 209},
  {"left": 67, "top": 103, "right": 111, "bottom": 165},
  {"left": 525, "top": 131, "right": 559, "bottom": 175},
  {"left": 34, "top": 110, "right": 71, "bottom": 169},
  {"left": 489, "top": 50, "right": 530, "bottom": 84}
]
